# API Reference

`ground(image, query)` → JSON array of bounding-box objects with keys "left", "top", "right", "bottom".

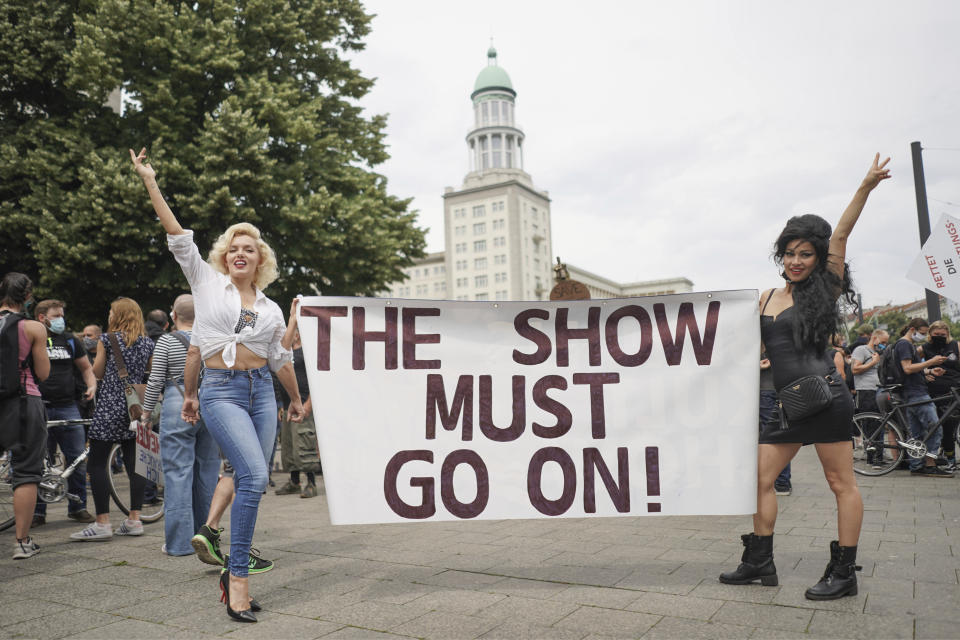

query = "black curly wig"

[{"left": 773, "top": 214, "right": 857, "bottom": 354}]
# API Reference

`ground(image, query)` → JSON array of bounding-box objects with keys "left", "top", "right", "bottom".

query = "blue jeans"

[
  {"left": 35, "top": 404, "right": 87, "bottom": 516},
  {"left": 904, "top": 390, "right": 942, "bottom": 470},
  {"left": 160, "top": 382, "right": 221, "bottom": 555},
  {"left": 759, "top": 391, "right": 791, "bottom": 485},
  {"left": 199, "top": 366, "right": 276, "bottom": 577}
]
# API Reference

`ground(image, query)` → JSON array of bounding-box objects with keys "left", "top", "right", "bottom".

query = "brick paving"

[{"left": 3, "top": 446, "right": 960, "bottom": 639}]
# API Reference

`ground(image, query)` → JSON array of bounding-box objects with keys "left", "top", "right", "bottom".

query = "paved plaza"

[{"left": 2, "top": 446, "right": 960, "bottom": 639}]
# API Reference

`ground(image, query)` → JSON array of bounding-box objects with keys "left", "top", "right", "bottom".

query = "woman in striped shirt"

[{"left": 142, "top": 294, "right": 220, "bottom": 557}]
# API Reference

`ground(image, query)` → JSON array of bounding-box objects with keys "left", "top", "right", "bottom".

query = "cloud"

[{"left": 355, "top": 0, "right": 960, "bottom": 309}]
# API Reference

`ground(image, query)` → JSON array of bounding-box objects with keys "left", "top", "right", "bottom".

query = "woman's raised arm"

[
  {"left": 827, "top": 153, "right": 891, "bottom": 276},
  {"left": 129, "top": 147, "right": 185, "bottom": 235}
]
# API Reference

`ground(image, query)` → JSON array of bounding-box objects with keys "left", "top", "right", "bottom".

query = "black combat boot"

[
  {"left": 719, "top": 533, "right": 778, "bottom": 586},
  {"left": 804, "top": 541, "right": 860, "bottom": 600}
]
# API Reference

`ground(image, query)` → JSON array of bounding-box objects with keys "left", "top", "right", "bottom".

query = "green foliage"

[
  {"left": 877, "top": 310, "right": 909, "bottom": 335},
  {"left": 0, "top": 0, "right": 425, "bottom": 325}
]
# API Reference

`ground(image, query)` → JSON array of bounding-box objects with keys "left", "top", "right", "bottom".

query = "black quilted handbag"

[{"left": 778, "top": 374, "right": 833, "bottom": 422}]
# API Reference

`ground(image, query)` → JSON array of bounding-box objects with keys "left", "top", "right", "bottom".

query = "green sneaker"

[
  {"left": 190, "top": 525, "right": 224, "bottom": 566},
  {"left": 223, "top": 548, "right": 274, "bottom": 574}
]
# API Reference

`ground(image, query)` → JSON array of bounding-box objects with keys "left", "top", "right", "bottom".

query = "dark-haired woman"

[
  {"left": 720, "top": 154, "right": 890, "bottom": 600},
  {"left": 0, "top": 273, "right": 50, "bottom": 559}
]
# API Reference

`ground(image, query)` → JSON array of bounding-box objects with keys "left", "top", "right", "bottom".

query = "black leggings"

[{"left": 88, "top": 439, "right": 144, "bottom": 515}]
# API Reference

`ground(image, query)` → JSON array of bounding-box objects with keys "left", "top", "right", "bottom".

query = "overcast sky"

[{"left": 352, "top": 1, "right": 960, "bottom": 310}]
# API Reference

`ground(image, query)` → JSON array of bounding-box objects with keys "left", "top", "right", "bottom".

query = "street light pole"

[{"left": 912, "top": 141, "right": 941, "bottom": 321}]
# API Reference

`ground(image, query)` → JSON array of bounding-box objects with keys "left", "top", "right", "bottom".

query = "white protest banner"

[
  {"left": 906, "top": 212, "right": 960, "bottom": 303},
  {"left": 299, "top": 291, "right": 759, "bottom": 525},
  {"left": 134, "top": 422, "right": 163, "bottom": 487}
]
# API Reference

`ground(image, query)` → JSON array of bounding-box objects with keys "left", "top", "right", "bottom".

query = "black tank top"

[{"left": 760, "top": 291, "right": 834, "bottom": 391}]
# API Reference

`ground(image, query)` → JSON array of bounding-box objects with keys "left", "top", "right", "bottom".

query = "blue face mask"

[
  {"left": 48, "top": 317, "right": 66, "bottom": 334},
  {"left": 876, "top": 343, "right": 886, "bottom": 351}
]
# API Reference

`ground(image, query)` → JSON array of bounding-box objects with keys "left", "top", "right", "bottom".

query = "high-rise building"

[{"left": 384, "top": 48, "right": 691, "bottom": 301}]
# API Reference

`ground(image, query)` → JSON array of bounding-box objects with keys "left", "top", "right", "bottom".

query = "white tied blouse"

[{"left": 167, "top": 231, "right": 292, "bottom": 372}]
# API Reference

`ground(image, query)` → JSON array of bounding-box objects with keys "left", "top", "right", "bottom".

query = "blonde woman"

[
  {"left": 131, "top": 148, "right": 304, "bottom": 623},
  {"left": 71, "top": 297, "right": 154, "bottom": 541}
]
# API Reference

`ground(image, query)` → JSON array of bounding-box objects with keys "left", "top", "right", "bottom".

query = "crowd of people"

[
  {"left": 5, "top": 150, "right": 960, "bottom": 617},
  {"left": 1, "top": 147, "right": 320, "bottom": 623}
]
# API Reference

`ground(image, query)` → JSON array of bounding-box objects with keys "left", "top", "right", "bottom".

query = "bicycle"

[
  {"left": 852, "top": 385, "right": 960, "bottom": 476},
  {"left": 0, "top": 419, "right": 164, "bottom": 530}
]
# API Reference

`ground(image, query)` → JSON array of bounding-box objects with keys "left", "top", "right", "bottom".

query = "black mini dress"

[{"left": 759, "top": 297, "right": 854, "bottom": 445}]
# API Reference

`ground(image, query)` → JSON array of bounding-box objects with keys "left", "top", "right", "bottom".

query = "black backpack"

[
  {"left": 0, "top": 311, "right": 28, "bottom": 400},
  {"left": 877, "top": 343, "right": 904, "bottom": 387}
]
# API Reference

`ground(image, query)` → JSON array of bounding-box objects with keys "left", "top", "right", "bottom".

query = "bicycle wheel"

[
  {"left": 0, "top": 454, "right": 14, "bottom": 531},
  {"left": 852, "top": 412, "right": 905, "bottom": 476},
  {"left": 107, "top": 444, "right": 164, "bottom": 523}
]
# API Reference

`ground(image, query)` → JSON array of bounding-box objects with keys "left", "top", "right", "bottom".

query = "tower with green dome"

[
  {"left": 384, "top": 46, "right": 693, "bottom": 303},
  {"left": 441, "top": 46, "right": 554, "bottom": 301},
  {"left": 466, "top": 46, "right": 524, "bottom": 174}
]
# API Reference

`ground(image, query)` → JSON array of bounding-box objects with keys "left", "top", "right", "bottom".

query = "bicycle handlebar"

[{"left": 45, "top": 419, "right": 93, "bottom": 428}]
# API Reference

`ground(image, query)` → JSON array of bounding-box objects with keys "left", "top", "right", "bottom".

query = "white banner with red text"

[
  {"left": 906, "top": 212, "right": 960, "bottom": 304},
  {"left": 298, "top": 292, "right": 759, "bottom": 525}
]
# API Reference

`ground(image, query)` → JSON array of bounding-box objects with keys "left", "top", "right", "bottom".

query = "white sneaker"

[
  {"left": 116, "top": 519, "right": 143, "bottom": 536},
  {"left": 13, "top": 537, "right": 40, "bottom": 559},
  {"left": 70, "top": 522, "right": 113, "bottom": 541}
]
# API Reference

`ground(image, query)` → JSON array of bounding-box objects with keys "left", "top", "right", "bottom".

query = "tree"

[
  {"left": 877, "top": 310, "right": 908, "bottom": 335},
  {"left": 0, "top": 0, "right": 425, "bottom": 324}
]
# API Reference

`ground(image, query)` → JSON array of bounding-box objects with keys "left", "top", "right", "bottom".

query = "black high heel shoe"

[
  {"left": 221, "top": 569, "right": 262, "bottom": 611},
  {"left": 219, "top": 570, "right": 257, "bottom": 622}
]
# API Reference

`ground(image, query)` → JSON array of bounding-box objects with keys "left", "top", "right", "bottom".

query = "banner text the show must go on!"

[{"left": 299, "top": 291, "right": 759, "bottom": 525}]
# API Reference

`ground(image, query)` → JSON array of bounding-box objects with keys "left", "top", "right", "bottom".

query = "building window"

[
  {"left": 496, "top": 290, "right": 508, "bottom": 300},
  {"left": 455, "top": 243, "right": 466, "bottom": 254},
  {"left": 506, "top": 136, "right": 514, "bottom": 168},
  {"left": 475, "top": 293, "right": 489, "bottom": 301},
  {"left": 480, "top": 136, "right": 489, "bottom": 169},
  {"left": 494, "top": 254, "right": 506, "bottom": 265},
  {"left": 475, "top": 275, "right": 488, "bottom": 287},
  {"left": 474, "top": 240, "right": 486, "bottom": 252},
  {"left": 472, "top": 205, "right": 485, "bottom": 218},
  {"left": 474, "top": 257, "right": 487, "bottom": 270},
  {"left": 491, "top": 134, "right": 502, "bottom": 168},
  {"left": 481, "top": 102, "right": 489, "bottom": 125},
  {"left": 473, "top": 222, "right": 485, "bottom": 235}
]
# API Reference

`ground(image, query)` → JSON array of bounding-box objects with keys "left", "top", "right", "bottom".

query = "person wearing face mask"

[
  {"left": 82, "top": 325, "right": 102, "bottom": 364},
  {"left": 919, "top": 321, "right": 960, "bottom": 470},
  {"left": 32, "top": 300, "right": 97, "bottom": 525},
  {"left": 893, "top": 318, "right": 953, "bottom": 477}
]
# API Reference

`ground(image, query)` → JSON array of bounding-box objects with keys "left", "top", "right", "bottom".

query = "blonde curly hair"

[{"left": 207, "top": 222, "right": 278, "bottom": 290}]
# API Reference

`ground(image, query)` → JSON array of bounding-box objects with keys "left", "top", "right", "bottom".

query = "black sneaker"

[
  {"left": 190, "top": 525, "right": 224, "bottom": 566},
  {"left": 911, "top": 465, "right": 955, "bottom": 478},
  {"left": 223, "top": 548, "right": 274, "bottom": 574},
  {"left": 774, "top": 483, "right": 792, "bottom": 496}
]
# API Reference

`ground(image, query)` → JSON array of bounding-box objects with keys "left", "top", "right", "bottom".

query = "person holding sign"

[
  {"left": 720, "top": 154, "right": 890, "bottom": 600},
  {"left": 131, "top": 148, "right": 305, "bottom": 624}
]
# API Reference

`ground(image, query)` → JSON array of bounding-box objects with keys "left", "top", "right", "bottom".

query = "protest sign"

[
  {"left": 906, "top": 212, "right": 960, "bottom": 303},
  {"left": 134, "top": 421, "right": 163, "bottom": 487},
  {"left": 299, "top": 291, "right": 759, "bottom": 525}
]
